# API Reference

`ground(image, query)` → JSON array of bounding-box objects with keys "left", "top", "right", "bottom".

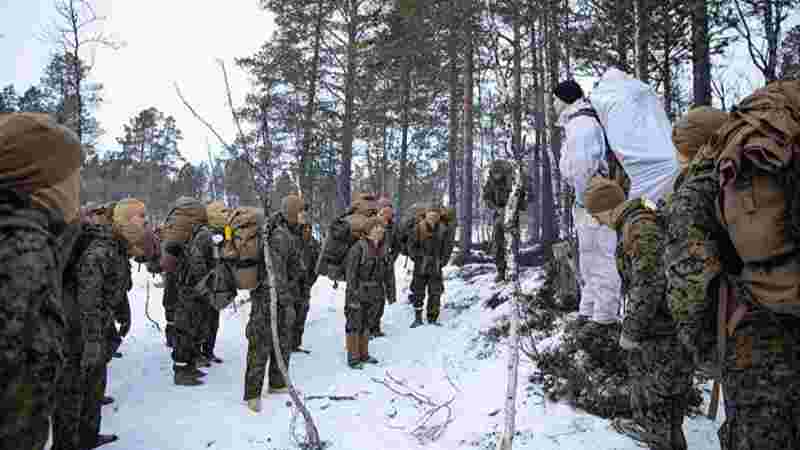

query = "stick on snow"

[{"left": 496, "top": 144, "right": 526, "bottom": 450}]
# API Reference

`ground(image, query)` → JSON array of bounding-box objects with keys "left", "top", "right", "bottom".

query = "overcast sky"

[
  {"left": 1, "top": 0, "right": 274, "bottom": 165},
  {"left": 2, "top": 1, "right": 796, "bottom": 166}
]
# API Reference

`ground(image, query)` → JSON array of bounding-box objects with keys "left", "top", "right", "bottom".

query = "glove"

[
  {"left": 81, "top": 341, "right": 103, "bottom": 370},
  {"left": 116, "top": 302, "right": 132, "bottom": 338},
  {"left": 618, "top": 333, "right": 640, "bottom": 350}
]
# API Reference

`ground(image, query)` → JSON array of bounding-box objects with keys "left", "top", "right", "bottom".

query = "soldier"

[
  {"left": 69, "top": 199, "right": 153, "bottom": 449},
  {"left": 554, "top": 79, "right": 627, "bottom": 331},
  {"left": 584, "top": 177, "right": 692, "bottom": 450},
  {"left": 344, "top": 216, "right": 396, "bottom": 368},
  {"left": 0, "top": 113, "right": 80, "bottom": 450},
  {"left": 483, "top": 163, "right": 511, "bottom": 282},
  {"left": 200, "top": 201, "right": 229, "bottom": 363},
  {"left": 243, "top": 194, "right": 304, "bottom": 413},
  {"left": 408, "top": 205, "right": 451, "bottom": 327},
  {"left": 666, "top": 83, "right": 800, "bottom": 450},
  {"left": 171, "top": 200, "right": 215, "bottom": 380},
  {"left": 370, "top": 196, "right": 398, "bottom": 337},
  {"left": 293, "top": 201, "right": 320, "bottom": 352}
]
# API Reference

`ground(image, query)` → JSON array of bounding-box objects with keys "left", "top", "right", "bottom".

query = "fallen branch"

[
  {"left": 371, "top": 371, "right": 457, "bottom": 444},
  {"left": 304, "top": 395, "right": 357, "bottom": 401},
  {"left": 144, "top": 278, "right": 161, "bottom": 332}
]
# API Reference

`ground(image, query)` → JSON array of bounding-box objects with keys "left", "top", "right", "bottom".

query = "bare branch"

[
  {"left": 732, "top": 0, "right": 768, "bottom": 73},
  {"left": 173, "top": 82, "right": 235, "bottom": 151}
]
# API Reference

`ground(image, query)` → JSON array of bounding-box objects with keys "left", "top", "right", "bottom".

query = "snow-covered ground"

[{"left": 59, "top": 261, "right": 723, "bottom": 450}]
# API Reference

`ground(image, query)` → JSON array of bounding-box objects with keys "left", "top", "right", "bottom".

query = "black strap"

[{"left": 567, "top": 106, "right": 618, "bottom": 181}]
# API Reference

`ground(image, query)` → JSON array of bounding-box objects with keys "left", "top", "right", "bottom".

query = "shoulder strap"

[{"left": 569, "top": 105, "right": 618, "bottom": 181}]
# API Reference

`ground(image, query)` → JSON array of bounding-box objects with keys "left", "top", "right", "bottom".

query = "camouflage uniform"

[
  {"left": 483, "top": 177, "right": 510, "bottom": 280},
  {"left": 243, "top": 208, "right": 303, "bottom": 400},
  {"left": 293, "top": 227, "right": 319, "bottom": 350},
  {"left": 0, "top": 191, "right": 66, "bottom": 450},
  {"left": 370, "top": 218, "right": 399, "bottom": 336},
  {"left": 163, "top": 272, "right": 178, "bottom": 348},
  {"left": 408, "top": 219, "right": 451, "bottom": 326},
  {"left": 345, "top": 238, "right": 396, "bottom": 366},
  {"left": 666, "top": 148, "right": 800, "bottom": 449},
  {"left": 172, "top": 225, "right": 214, "bottom": 378},
  {"left": 72, "top": 225, "right": 129, "bottom": 448},
  {"left": 613, "top": 199, "right": 692, "bottom": 450}
]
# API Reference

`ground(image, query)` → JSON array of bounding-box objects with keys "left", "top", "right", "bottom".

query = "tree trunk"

[
  {"left": 663, "top": 31, "right": 675, "bottom": 120},
  {"left": 691, "top": 0, "right": 711, "bottom": 105},
  {"left": 530, "top": 8, "right": 545, "bottom": 245},
  {"left": 512, "top": 16, "right": 522, "bottom": 159},
  {"left": 397, "top": 59, "right": 412, "bottom": 218},
  {"left": 461, "top": 0, "right": 474, "bottom": 260},
  {"left": 300, "top": 6, "right": 324, "bottom": 204},
  {"left": 338, "top": 13, "right": 357, "bottom": 211},
  {"left": 547, "top": 2, "right": 563, "bottom": 241},
  {"left": 447, "top": 0, "right": 460, "bottom": 211},
  {"left": 634, "top": 0, "right": 650, "bottom": 82}
]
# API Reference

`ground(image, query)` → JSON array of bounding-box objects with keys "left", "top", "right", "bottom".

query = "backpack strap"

[{"left": 567, "top": 106, "right": 618, "bottom": 181}]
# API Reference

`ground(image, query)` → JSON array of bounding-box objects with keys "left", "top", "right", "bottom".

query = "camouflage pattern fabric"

[
  {"left": 72, "top": 226, "right": 128, "bottom": 447},
  {"left": 0, "top": 198, "right": 65, "bottom": 450},
  {"left": 484, "top": 176, "right": 508, "bottom": 275},
  {"left": 162, "top": 272, "right": 178, "bottom": 346},
  {"left": 293, "top": 233, "right": 320, "bottom": 348},
  {"left": 613, "top": 199, "right": 692, "bottom": 449},
  {"left": 717, "top": 312, "right": 800, "bottom": 450},
  {"left": 664, "top": 151, "right": 729, "bottom": 365},
  {"left": 370, "top": 220, "right": 398, "bottom": 334},
  {"left": 243, "top": 287, "right": 295, "bottom": 399},
  {"left": 173, "top": 225, "right": 214, "bottom": 366},
  {"left": 408, "top": 221, "right": 450, "bottom": 321},
  {"left": 51, "top": 355, "right": 82, "bottom": 450},
  {"left": 201, "top": 305, "right": 220, "bottom": 357},
  {"left": 345, "top": 240, "right": 395, "bottom": 334},
  {"left": 243, "top": 214, "right": 302, "bottom": 399}
]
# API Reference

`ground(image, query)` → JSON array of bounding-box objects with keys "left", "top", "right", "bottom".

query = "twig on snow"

[
  {"left": 371, "top": 371, "right": 458, "bottom": 444},
  {"left": 144, "top": 278, "right": 161, "bottom": 332}
]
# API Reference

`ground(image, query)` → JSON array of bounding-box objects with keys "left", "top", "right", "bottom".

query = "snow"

[{"left": 57, "top": 260, "right": 723, "bottom": 450}]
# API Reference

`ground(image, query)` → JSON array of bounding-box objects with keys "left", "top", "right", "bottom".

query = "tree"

[
  {"left": 461, "top": 0, "right": 476, "bottom": 260},
  {"left": 0, "top": 85, "right": 18, "bottom": 112},
  {"left": 40, "top": 0, "right": 122, "bottom": 160},
  {"left": 779, "top": 24, "right": 800, "bottom": 79},
  {"left": 731, "top": 0, "right": 799, "bottom": 83},
  {"left": 18, "top": 86, "right": 52, "bottom": 113}
]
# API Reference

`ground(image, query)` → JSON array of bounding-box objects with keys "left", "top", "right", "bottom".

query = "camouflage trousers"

[
  {"left": 172, "top": 288, "right": 206, "bottom": 366},
  {"left": 243, "top": 298, "right": 295, "bottom": 400},
  {"left": 163, "top": 273, "right": 178, "bottom": 347},
  {"left": 51, "top": 356, "right": 106, "bottom": 450},
  {"left": 345, "top": 298, "right": 378, "bottom": 335},
  {"left": 410, "top": 271, "right": 444, "bottom": 321},
  {"left": 718, "top": 313, "right": 800, "bottom": 450},
  {"left": 292, "top": 296, "right": 310, "bottom": 349},
  {"left": 626, "top": 335, "right": 692, "bottom": 450},
  {"left": 0, "top": 313, "right": 64, "bottom": 450},
  {"left": 493, "top": 217, "right": 506, "bottom": 274},
  {"left": 370, "top": 296, "right": 385, "bottom": 333},
  {"left": 199, "top": 302, "right": 220, "bottom": 356}
]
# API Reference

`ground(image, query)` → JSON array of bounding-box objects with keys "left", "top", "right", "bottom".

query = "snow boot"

[
  {"left": 410, "top": 309, "right": 424, "bottom": 328},
  {"left": 87, "top": 434, "right": 118, "bottom": 449},
  {"left": 173, "top": 365, "right": 204, "bottom": 386},
  {"left": 359, "top": 334, "right": 379, "bottom": 364},
  {"left": 101, "top": 396, "right": 114, "bottom": 406},
  {"left": 346, "top": 334, "right": 363, "bottom": 369},
  {"left": 196, "top": 354, "right": 211, "bottom": 368},
  {"left": 165, "top": 323, "right": 176, "bottom": 348},
  {"left": 247, "top": 398, "right": 262, "bottom": 413}
]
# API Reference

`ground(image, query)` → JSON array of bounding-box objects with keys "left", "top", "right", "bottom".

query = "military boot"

[
  {"left": 427, "top": 300, "right": 442, "bottom": 326},
  {"left": 101, "top": 396, "right": 114, "bottom": 406},
  {"left": 196, "top": 354, "right": 212, "bottom": 368},
  {"left": 359, "top": 334, "right": 379, "bottom": 364},
  {"left": 410, "top": 309, "right": 424, "bottom": 328},
  {"left": 346, "top": 334, "right": 363, "bottom": 369},
  {"left": 165, "top": 323, "right": 176, "bottom": 348},
  {"left": 173, "top": 365, "right": 204, "bottom": 386}
]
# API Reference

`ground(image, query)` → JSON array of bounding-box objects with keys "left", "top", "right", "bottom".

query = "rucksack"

[
  {"left": 316, "top": 193, "right": 380, "bottom": 281},
  {"left": 223, "top": 206, "right": 265, "bottom": 290},
  {"left": 161, "top": 197, "right": 207, "bottom": 249},
  {"left": 713, "top": 80, "right": 800, "bottom": 318},
  {"left": 316, "top": 212, "right": 372, "bottom": 281}
]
